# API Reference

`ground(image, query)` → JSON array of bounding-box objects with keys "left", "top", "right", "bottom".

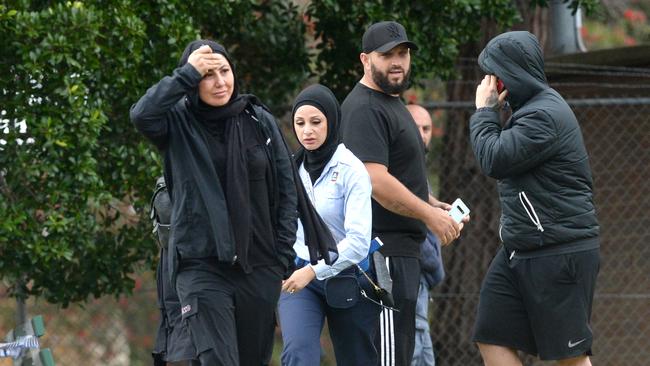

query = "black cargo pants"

[{"left": 175, "top": 258, "right": 283, "bottom": 366}]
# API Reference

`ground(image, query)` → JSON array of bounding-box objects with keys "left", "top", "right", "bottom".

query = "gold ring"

[{"left": 289, "top": 289, "right": 295, "bottom": 294}]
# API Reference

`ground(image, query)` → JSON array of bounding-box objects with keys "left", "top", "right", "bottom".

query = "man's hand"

[
  {"left": 475, "top": 75, "right": 508, "bottom": 109},
  {"left": 281, "top": 266, "right": 316, "bottom": 294},
  {"left": 187, "top": 45, "right": 221, "bottom": 76},
  {"left": 428, "top": 195, "right": 470, "bottom": 235},
  {"left": 429, "top": 195, "right": 451, "bottom": 210},
  {"left": 425, "top": 206, "right": 463, "bottom": 246},
  {"left": 433, "top": 196, "right": 471, "bottom": 223}
]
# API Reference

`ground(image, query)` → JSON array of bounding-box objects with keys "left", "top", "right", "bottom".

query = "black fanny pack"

[
  {"left": 325, "top": 238, "right": 398, "bottom": 311},
  {"left": 324, "top": 269, "right": 360, "bottom": 309}
]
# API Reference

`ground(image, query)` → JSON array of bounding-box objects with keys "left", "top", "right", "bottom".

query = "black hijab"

[
  {"left": 291, "top": 84, "right": 341, "bottom": 183},
  {"left": 178, "top": 39, "right": 253, "bottom": 267},
  {"left": 178, "top": 40, "right": 248, "bottom": 127}
]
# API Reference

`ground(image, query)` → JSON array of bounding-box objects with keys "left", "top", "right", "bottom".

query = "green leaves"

[
  {"left": 305, "top": 0, "right": 599, "bottom": 100},
  {"left": 0, "top": 2, "right": 150, "bottom": 305},
  {"left": 305, "top": 0, "right": 519, "bottom": 99},
  {"left": 0, "top": 1, "right": 309, "bottom": 306},
  {"left": 0, "top": 0, "right": 600, "bottom": 306}
]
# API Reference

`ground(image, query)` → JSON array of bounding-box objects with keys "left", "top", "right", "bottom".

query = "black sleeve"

[
  {"left": 469, "top": 108, "right": 559, "bottom": 179},
  {"left": 342, "top": 105, "right": 391, "bottom": 166},
  {"left": 266, "top": 112, "right": 298, "bottom": 273},
  {"left": 130, "top": 63, "right": 202, "bottom": 149}
]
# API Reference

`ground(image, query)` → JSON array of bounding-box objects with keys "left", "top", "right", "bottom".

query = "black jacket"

[
  {"left": 130, "top": 63, "right": 297, "bottom": 275},
  {"left": 470, "top": 31, "right": 599, "bottom": 253}
]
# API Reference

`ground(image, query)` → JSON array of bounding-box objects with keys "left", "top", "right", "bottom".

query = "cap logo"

[{"left": 388, "top": 24, "right": 401, "bottom": 39}]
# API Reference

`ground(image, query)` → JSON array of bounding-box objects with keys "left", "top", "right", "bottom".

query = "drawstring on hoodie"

[{"left": 518, "top": 192, "right": 544, "bottom": 232}]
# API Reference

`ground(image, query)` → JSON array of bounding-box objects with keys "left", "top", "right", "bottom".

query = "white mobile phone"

[{"left": 449, "top": 198, "right": 470, "bottom": 223}]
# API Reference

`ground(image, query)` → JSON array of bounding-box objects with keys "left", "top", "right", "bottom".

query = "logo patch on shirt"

[
  {"left": 331, "top": 171, "right": 339, "bottom": 182},
  {"left": 181, "top": 304, "right": 192, "bottom": 315}
]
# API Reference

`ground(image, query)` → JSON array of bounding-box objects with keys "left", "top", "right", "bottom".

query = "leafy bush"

[
  {"left": 0, "top": 1, "right": 307, "bottom": 306},
  {"left": 0, "top": 0, "right": 599, "bottom": 306}
]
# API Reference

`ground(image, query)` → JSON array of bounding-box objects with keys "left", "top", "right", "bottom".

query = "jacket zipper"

[
  {"left": 246, "top": 107, "right": 279, "bottom": 248},
  {"left": 518, "top": 191, "right": 544, "bottom": 232}
]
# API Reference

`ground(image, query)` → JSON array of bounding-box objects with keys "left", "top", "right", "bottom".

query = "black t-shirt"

[{"left": 341, "top": 83, "right": 428, "bottom": 257}]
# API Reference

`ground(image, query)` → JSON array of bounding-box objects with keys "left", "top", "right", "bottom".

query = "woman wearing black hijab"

[
  {"left": 277, "top": 84, "right": 381, "bottom": 366},
  {"left": 131, "top": 40, "right": 298, "bottom": 366}
]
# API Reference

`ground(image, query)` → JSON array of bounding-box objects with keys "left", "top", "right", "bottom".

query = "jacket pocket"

[
  {"left": 501, "top": 191, "right": 548, "bottom": 250},
  {"left": 324, "top": 178, "right": 345, "bottom": 199},
  {"left": 172, "top": 182, "right": 212, "bottom": 258}
]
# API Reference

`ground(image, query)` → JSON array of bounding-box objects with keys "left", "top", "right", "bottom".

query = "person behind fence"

[
  {"left": 469, "top": 31, "right": 600, "bottom": 366},
  {"left": 340, "top": 21, "right": 464, "bottom": 366},
  {"left": 277, "top": 83, "right": 382, "bottom": 366},
  {"left": 130, "top": 39, "right": 298, "bottom": 366},
  {"left": 405, "top": 104, "right": 446, "bottom": 366}
]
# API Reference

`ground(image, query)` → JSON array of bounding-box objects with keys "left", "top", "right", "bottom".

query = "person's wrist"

[
  {"left": 424, "top": 206, "right": 437, "bottom": 228},
  {"left": 182, "top": 62, "right": 204, "bottom": 80},
  {"left": 476, "top": 106, "right": 495, "bottom": 113},
  {"left": 306, "top": 265, "right": 318, "bottom": 279}
]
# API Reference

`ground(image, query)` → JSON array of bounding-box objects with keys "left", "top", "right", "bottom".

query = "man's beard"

[{"left": 371, "top": 63, "right": 411, "bottom": 95}]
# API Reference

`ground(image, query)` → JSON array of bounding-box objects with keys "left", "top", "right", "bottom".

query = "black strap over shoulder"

[{"left": 150, "top": 176, "right": 172, "bottom": 249}]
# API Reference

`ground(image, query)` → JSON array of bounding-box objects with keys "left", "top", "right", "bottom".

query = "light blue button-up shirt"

[{"left": 294, "top": 144, "right": 372, "bottom": 280}]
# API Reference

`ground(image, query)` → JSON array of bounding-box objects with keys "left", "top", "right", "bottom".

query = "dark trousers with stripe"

[{"left": 376, "top": 256, "right": 421, "bottom": 366}]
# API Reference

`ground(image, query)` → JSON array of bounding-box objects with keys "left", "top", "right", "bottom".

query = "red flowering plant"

[{"left": 582, "top": 6, "right": 649, "bottom": 49}]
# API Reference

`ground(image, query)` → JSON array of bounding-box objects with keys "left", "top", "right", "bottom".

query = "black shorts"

[{"left": 473, "top": 246, "right": 600, "bottom": 361}]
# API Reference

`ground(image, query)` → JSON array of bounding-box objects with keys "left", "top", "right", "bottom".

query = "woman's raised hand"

[{"left": 187, "top": 45, "right": 221, "bottom": 76}]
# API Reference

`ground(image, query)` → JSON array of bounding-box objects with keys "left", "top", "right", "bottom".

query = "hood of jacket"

[{"left": 478, "top": 31, "right": 548, "bottom": 110}]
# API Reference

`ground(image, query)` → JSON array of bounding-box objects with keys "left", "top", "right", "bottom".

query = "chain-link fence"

[
  {"left": 1, "top": 62, "right": 649, "bottom": 366},
  {"left": 0, "top": 273, "right": 159, "bottom": 366}
]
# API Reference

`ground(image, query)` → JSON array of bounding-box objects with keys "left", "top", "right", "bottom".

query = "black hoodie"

[{"left": 469, "top": 31, "right": 599, "bottom": 255}]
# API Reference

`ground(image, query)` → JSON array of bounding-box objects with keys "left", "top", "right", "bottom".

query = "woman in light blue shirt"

[{"left": 278, "top": 84, "right": 381, "bottom": 366}]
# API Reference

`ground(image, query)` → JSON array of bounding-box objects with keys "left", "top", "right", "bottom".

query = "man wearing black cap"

[{"left": 341, "top": 21, "right": 463, "bottom": 366}]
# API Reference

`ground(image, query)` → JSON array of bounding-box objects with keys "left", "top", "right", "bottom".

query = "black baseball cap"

[{"left": 362, "top": 21, "right": 419, "bottom": 53}]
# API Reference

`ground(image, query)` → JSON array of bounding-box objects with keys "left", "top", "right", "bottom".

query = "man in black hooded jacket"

[{"left": 469, "top": 31, "right": 600, "bottom": 366}]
